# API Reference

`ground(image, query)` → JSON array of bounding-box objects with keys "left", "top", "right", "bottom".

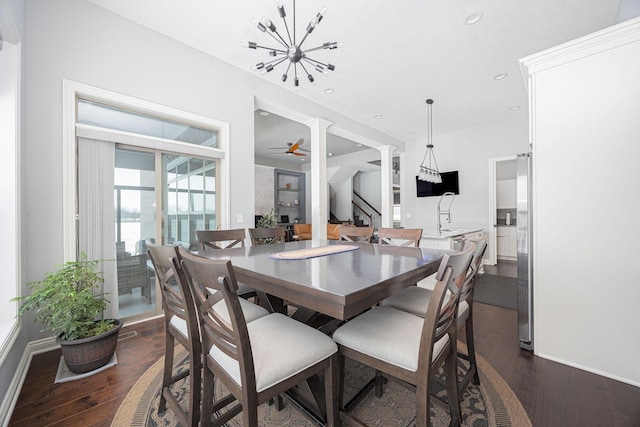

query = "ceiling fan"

[{"left": 268, "top": 138, "right": 310, "bottom": 156}]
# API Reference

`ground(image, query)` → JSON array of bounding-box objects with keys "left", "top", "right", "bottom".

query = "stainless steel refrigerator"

[{"left": 517, "top": 152, "right": 534, "bottom": 351}]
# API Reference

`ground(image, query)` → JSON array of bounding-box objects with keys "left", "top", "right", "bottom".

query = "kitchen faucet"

[{"left": 437, "top": 192, "right": 455, "bottom": 235}]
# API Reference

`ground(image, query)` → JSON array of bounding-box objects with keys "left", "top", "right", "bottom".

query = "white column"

[
  {"left": 305, "top": 118, "right": 332, "bottom": 240},
  {"left": 378, "top": 145, "right": 395, "bottom": 228}
]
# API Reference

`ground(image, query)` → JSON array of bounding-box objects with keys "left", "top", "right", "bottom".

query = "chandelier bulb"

[
  {"left": 281, "top": 74, "right": 288, "bottom": 83},
  {"left": 294, "top": 77, "right": 299, "bottom": 87},
  {"left": 307, "top": 74, "right": 315, "bottom": 83}
]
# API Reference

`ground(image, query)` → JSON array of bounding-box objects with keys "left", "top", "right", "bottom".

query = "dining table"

[{"left": 196, "top": 238, "right": 448, "bottom": 424}]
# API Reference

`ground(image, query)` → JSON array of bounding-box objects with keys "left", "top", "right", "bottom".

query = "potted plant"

[{"left": 13, "top": 254, "right": 121, "bottom": 374}]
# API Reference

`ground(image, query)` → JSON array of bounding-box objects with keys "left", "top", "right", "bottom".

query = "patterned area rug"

[{"left": 111, "top": 345, "right": 531, "bottom": 426}]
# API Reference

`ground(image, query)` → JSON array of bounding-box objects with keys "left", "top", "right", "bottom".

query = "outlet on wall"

[{"left": 237, "top": 213, "right": 243, "bottom": 223}]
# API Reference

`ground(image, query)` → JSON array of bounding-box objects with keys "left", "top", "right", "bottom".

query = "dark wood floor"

[{"left": 10, "top": 303, "right": 640, "bottom": 426}]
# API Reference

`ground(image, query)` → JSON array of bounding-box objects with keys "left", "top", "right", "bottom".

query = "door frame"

[{"left": 488, "top": 154, "right": 517, "bottom": 265}]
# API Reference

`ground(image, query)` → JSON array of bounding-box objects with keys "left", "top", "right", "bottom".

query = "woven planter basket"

[{"left": 57, "top": 319, "right": 122, "bottom": 374}]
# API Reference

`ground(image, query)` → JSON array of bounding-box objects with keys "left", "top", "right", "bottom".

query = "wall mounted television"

[{"left": 416, "top": 171, "right": 459, "bottom": 197}]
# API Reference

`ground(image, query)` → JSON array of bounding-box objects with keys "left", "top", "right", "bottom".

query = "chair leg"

[
  {"left": 201, "top": 367, "right": 215, "bottom": 425},
  {"left": 325, "top": 353, "right": 339, "bottom": 427},
  {"left": 158, "top": 329, "right": 175, "bottom": 414},
  {"left": 465, "top": 314, "right": 481, "bottom": 386},
  {"left": 337, "top": 353, "right": 346, "bottom": 411},
  {"left": 187, "top": 344, "right": 202, "bottom": 426},
  {"left": 444, "top": 349, "right": 462, "bottom": 427},
  {"left": 374, "top": 370, "right": 384, "bottom": 398}
]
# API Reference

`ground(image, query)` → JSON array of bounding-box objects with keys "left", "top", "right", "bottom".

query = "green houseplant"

[{"left": 13, "top": 254, "right": 121, "bottom": 374}]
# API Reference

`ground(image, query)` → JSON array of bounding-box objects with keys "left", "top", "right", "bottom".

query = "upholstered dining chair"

[
  {"left": 248, "top": 227, "right": 286, "bottom": 246},
  {"left": 174, "top": 249, "right": 339, "bottom": 426},
  {"left": 196, "top": 228, "right": 257, "bottom": 300},
  {"left": 377, "top": 227, "right": 423, "bottom": 247},
  {"left": 196, "top": 228, "right": 246, "bottom": 250},
  {"left": 147, "top": 242, "right": 270, "bottom": 427},
  {"left": 332, "top": 243, "right": 475, "bottom": 427},
  {"left": 146, "top": 242, "right": 202, "bottom": 427},
  {"left": 382, "top": 237, "right": 489, "bottom": 394},
  {"left": 338, "top": 225, "right": 374, "bottom": 243}
]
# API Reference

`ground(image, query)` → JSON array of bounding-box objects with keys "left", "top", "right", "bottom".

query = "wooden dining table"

[
  {"left": 196, "top": 239, "right": 447, "bottom": 424},
  {"left": 197, "top": 239, "right": 446, "bottom": 321}
]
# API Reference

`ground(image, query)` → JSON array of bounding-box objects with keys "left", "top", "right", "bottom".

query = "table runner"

[{"left": 270, "top": 244, "right": 359, "bottom": 260}]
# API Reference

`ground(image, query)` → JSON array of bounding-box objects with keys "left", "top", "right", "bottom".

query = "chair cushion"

[
  {"left": 381, "top": 286, "right": 433, "bottom": 317},
  {"left": 382, "top": 287, "right": 470, "bottom": 327},
  {"left": 332, "top": 306, "right": 449, "bottom": 372},
  {"left": 210, "top": 313, "right": 337, "bottom": 392},
  {"left": 212, "top": 298, "right": 270, "bottom": 324},
  {"left": 169, "top": 315, "right": 188, "bottom": 338}
]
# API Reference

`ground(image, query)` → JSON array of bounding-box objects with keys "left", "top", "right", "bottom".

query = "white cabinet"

[
  {"left": 496, "top": 179, "right": 516, "bottom": 209},
  {"left": 496, "top": 226, "right": 517, "bottom": 259}
]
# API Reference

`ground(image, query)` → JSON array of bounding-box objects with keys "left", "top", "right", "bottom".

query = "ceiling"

[{"left": 88, "top": 0, "right": 627, "bottom": 167}]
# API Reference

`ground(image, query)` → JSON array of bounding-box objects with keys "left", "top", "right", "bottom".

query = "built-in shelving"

[{"left": 274, "top": 168, "right": 305, "bottom": 225}]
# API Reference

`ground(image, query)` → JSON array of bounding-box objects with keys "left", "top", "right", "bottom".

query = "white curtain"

[{"left": 77, "top": 137, "right": 118, "bottom": 319}]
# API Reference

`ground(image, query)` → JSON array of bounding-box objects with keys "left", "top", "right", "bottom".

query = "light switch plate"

[{"left": 236, "top": 213, "right": 243, "bottom": 223}]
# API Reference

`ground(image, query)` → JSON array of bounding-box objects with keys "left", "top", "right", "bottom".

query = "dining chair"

[
  {"left": 248, "top": 227, "right": 286, "bottom": 245},
  {"left": 146, "top": 242, "right": 202, "bottom": 426},
  {"left": 381, "top": 237, "right": 489, "bottom": 394},
  {"left": 338, "top": 225, "right": 374, "bottom": 243},
  {"left": 196, "top": 228, "right": 246, "bottom": 250},
  {"left": 147, "top": 242, "right": 271, "bottom": 427},
  {"left": 377, "top": 227, "right": 423, "bottom": 247},
  {"left": 332, "top": 243, "right": 475, "bottom": 427},
  {"left": 175, "top": 249, "right": 339, "bottom": 426},
  {"left": 196, "top": 228, "right": 257, "bottom": 300}
]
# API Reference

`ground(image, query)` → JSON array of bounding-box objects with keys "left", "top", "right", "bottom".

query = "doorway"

[{"left": 488, "top": 155, "right": 517, "bottom": 278}]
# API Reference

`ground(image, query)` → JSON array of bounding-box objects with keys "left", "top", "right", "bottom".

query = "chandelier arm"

[
  {"left": 302, "top": 56, "right": 325, "bottom": 66},
  {"left": 263, "top": 56, "right": 289, "bottom": 68},
  {"left": 299, "top": 61, "right": 312, "bottom": 76},
  {"left": 270, "top": 28, "right": 290, "bottom": 47},
  {"left": 303, "top": 44, "right": 332, "bottom": 53},
  {"left": 263, "top": 30, "right": 289, "bottom": 49},
  {"left": 298, "top": 31, "right": 311, "bottom": 49},
  {"left": 254, "top": 45, "right": 287, "bottom": 53}
]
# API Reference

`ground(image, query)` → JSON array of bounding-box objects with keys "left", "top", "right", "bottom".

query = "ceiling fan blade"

[
  {"left": 293, "top": 152, "right": 306, "bottom": 156},
  {"left": 298, "top": 147, "right": 310, "bottom": 152},
  {"left": 290, "top": 142, "right": 300, "bottom": 152},
  {"left": 269, "top": 147, "right": 288, "bottom": 150},
  {"left": 295, "top": 138, "right": 304, "bottom": 146}
]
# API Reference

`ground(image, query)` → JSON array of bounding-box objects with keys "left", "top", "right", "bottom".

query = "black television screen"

[{"left": 416, "top": 171, "right": 459, "bottom": 197}]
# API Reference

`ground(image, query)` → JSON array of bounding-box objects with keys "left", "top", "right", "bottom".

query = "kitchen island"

[{"left": 420, "top": 228, "right": 484, "bottom": 250}]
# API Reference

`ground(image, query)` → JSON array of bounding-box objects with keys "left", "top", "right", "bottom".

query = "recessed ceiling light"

[
  {"left": 259, "top": 111, "right": 270, "bottom": 116},
  {"left": 374, "top": 114, "right": 383, "bottom": 119},
  {"left": 509, "top": 105, "right": 521, "bottom": 110},
  {"left": 324, "top": 88, "right": 335, "bottom": 94},
  {"left": 493, "top": 73, "right": 508, "bottom": 80},
  {"left": 328, "top": 152, "right": 334, "bottom": 156},
  {"left": 464, "top": 11, "right": 484, "bottom": 25},
  {"left": 407, "top": 131, "right": 416, "bottom": 137},
  {"left": 356, "top": 143, "right": 363, "bottom": 147}
]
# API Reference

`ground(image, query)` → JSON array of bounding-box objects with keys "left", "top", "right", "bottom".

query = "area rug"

[
  {"left": 111, "top": 345, "right": 531, "bottom": 427},
  {"left": 474, "top": 274, "right": 518, "bottom": 310}
]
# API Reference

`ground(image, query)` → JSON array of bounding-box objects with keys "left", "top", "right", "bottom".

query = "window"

[
  {"left": 67, "top": 87, "right": 228, "bottom": 321},
  {"left": 0, "top": 30, "right": 21, "bottom": 363}
]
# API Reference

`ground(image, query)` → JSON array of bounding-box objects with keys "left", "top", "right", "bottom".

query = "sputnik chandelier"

[
  {"left": 418, "top": 99, "right": 442, "bottom": 184},
  {"left": 241, "top": 0, "right": 340, "bottom": 87}
]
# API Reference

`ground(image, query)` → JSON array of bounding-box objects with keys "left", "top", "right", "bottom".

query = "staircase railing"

[{"left": 352, "top": 191, "right": 381, "bottom": 229}]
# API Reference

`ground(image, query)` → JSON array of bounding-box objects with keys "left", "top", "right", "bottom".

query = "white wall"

[{"left": 523, "top": 17, "right": 640, "bottom": 386}]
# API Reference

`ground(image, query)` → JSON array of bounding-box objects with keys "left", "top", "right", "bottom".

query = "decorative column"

[
  {"left": 305, "top": 118, "right": 333, "bottom": 240},
  {"left": 379, "top": 145, "right": 395, "bottom": 228}
]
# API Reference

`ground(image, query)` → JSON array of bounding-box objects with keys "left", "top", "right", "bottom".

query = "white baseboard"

[{"left": 0, "top": 337, "right": 58, "bottom": 426}]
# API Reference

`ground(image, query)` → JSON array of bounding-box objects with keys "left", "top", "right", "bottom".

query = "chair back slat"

[
  {"left": 459, "top": 237, "right": 489, "bottom": 302},
  {"left": 197, "top": 229, "right": 246, "bottom": 250},
  {"left": 248, "top": 227, "right": 286, "bottom": 245},
  {"left": 339, "top": 226, "right": 374, "bottom": 243},
  {"left": 147, "top": 242, "right": 190, "bottom": 321},
  {"left": 377, "top": 228, "right": 423, "bottom": 247}
]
